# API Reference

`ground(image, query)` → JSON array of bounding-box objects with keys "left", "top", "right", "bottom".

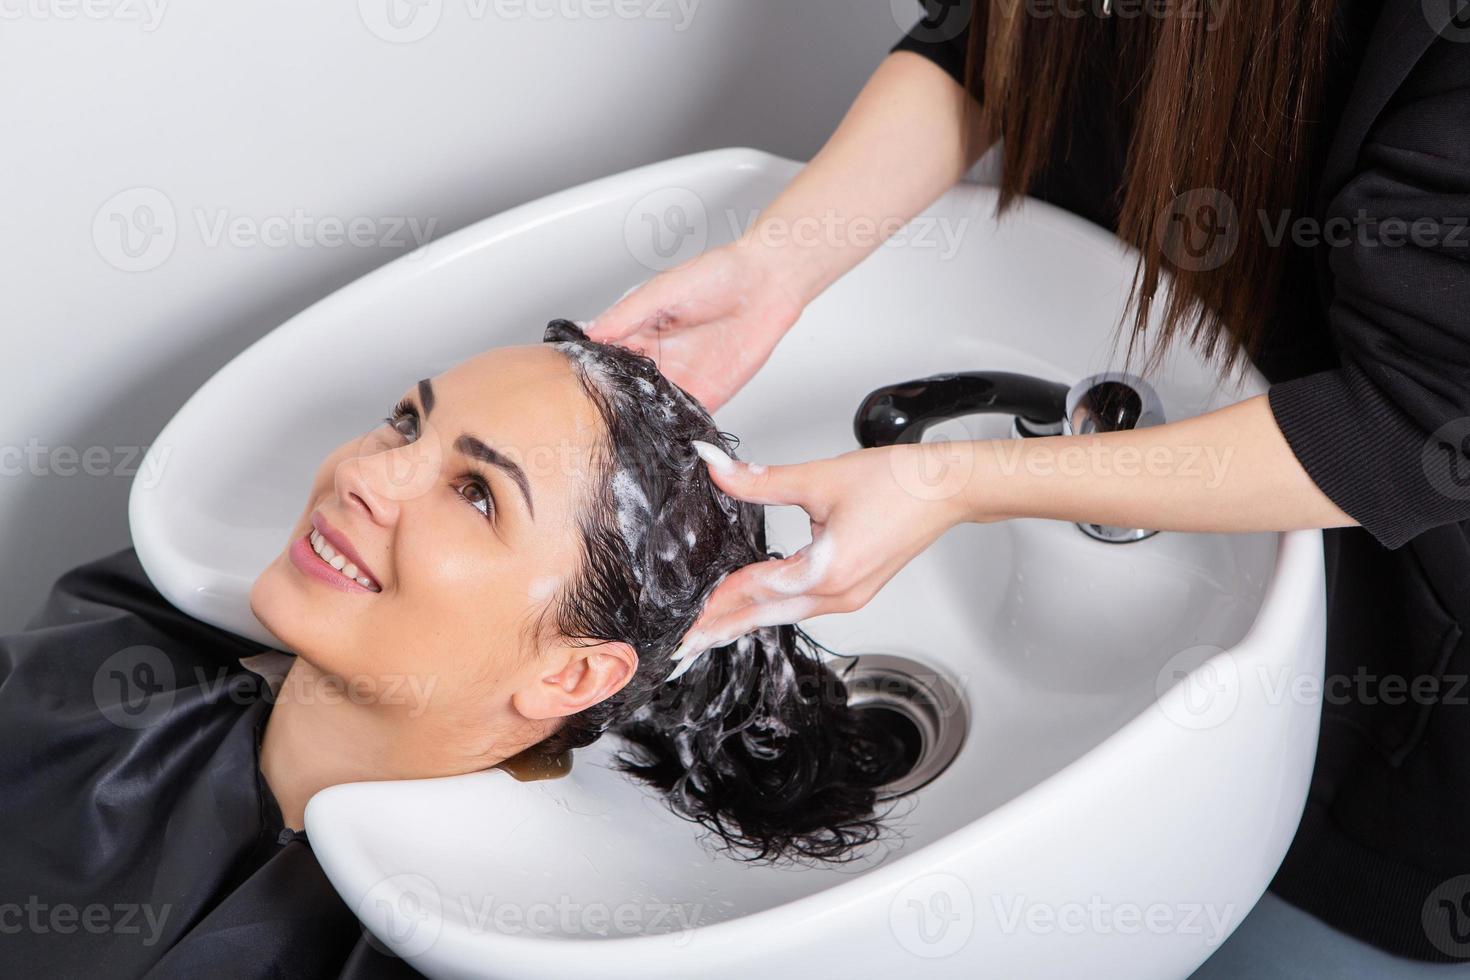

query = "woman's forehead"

[
  {"left": 433, "top": 345, "right": 606, "bottom": 510},
  {"left": 441, "top": 345, "right": 597, "bottom": 432},
  {"left": 453, "top": 343, "right": 575, "bottom": 388}
]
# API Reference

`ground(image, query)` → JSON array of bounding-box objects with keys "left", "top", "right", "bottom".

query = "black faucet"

[
  {"left": 853, "top": 371, "right": 1071, "bottom": 448},
  {"left": 853, "top": 369, "right": 1168, "bottom": 543}
]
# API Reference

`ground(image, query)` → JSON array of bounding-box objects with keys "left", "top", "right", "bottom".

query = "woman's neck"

[{"left": 258, "top": 656, "right": 528, "bottom": 831}]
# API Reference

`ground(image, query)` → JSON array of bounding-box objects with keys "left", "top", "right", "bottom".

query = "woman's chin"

[{"left": 249, "top": 555, "right": 313, "bottom": 651}]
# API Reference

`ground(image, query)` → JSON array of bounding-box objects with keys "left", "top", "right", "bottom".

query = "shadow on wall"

[{"left": 1, "top": 0, "right": 918, "bottom": 632}]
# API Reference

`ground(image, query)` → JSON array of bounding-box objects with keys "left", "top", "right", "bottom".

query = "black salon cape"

[{"left": 0, "top": 547, "right": 423, "bottom": 979}]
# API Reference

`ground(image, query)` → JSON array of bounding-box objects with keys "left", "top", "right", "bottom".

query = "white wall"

[{"left": 0, "top": 0, "right": 918, "bottom": 632}]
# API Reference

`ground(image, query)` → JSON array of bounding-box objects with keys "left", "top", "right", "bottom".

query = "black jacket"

[
  {"left": 894, "top": 0, "right": 1470, "bottom": 962},
  {"left": 0, "top": 548, "right": 421, "bottom": 978}
]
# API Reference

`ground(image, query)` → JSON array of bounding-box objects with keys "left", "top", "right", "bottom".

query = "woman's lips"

[
  {"left": 287, "top": 510, "right": 383, "bottom": 594},
  {"left": 310, "top": 510, "right": 382, "bottom": 588},
  {"left": 289, "top": 534, "right": 378, "bottom": 594}
]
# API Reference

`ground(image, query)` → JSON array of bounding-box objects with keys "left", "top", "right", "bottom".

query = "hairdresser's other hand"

[
  {"left": 586, "top": 240, "right": 807, "bottom": 412},
  {"left": 670, "top": 440, "right": 986, "bottom": 668}
]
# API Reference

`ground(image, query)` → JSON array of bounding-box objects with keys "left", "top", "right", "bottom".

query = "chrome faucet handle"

[
  {"left": 1063, "top": 371, "right": 1166, "bottom": 543},
  {"left": 1064, "top": 371, "right": 1166, "bottom": 437}
]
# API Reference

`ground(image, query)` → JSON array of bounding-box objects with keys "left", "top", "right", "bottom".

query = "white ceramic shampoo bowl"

[{"left": 129, "top": 149, "right": 1325, "bottom": 979}]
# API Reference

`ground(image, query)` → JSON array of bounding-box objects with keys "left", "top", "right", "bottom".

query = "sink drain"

[{"left": 844, "top": 654, "right": 968, "bottom": 798}]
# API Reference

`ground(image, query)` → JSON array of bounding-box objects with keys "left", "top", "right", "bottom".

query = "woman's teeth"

[{"left": 309, "top": 530, "right": 379, "bottom": 590}]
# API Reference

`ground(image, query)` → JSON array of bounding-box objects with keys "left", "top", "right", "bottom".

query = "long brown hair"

[{"left": 957, "top": 0, "right": 1338, "bottom": 379}]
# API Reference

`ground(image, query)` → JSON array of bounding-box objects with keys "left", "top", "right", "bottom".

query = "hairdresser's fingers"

[
  {"left": 679, "top": 585, "right": 854, "bottom": 674},
  {"left": 669, "top": 606, "right": 801, "bottom": 679},
  {"left": 671, "top": 558, "right": 807, "bottom": 661},
  {"left": 677, "top": 538, "right": 838, "bottom": 646},
  {"left": 697, "top": 566, "right": 868, "bottom": 641},
  {"left": 678, "top": 559, "right": 787, "bottom": 646},
  {"left": 585, "top": 258, "right": 709, "bottom": 344},
  {"left": 691, "top": 600, "right": 822, "bottom": 653},
  {"left": 690, "top": 441, "right": 828, "bottom": 514}
]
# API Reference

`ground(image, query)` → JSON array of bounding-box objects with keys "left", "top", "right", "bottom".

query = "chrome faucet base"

[
  {"left": 1077, "top": 522, "right": 1161, "bottom": 544},
  {"left": 1063, "top": 371, "right": 1166, "bottom": 544}
]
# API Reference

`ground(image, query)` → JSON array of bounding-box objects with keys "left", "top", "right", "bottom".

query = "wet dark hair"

[{"left": 531, "top": 319, "right": 906, "bottom": 863}]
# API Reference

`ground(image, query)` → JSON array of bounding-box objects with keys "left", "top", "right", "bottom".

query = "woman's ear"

[{"left": 511, "top": 640, "right": 639, "bottom": 722}]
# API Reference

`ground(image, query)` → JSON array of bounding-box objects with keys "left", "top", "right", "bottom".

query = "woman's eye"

[
  {"left": 382, "top": 401, "right": 493, "bottom": 523},
  {"left": 457, "top": 476, "right": 495, "bottom": 521},
  {"left": 383, "top": 404, "right": 419, "bottom": 442}
]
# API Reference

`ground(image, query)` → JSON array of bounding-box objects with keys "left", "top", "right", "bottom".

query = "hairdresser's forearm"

[
  {"left": 742, "top": 51, "right": 987, "bottom": 304},
  {"left": 956, "top": 395, "right": 1357, "bottom": 533},
  {"left": 685, "top": 395, "right": 1355, "bottom": 643}
]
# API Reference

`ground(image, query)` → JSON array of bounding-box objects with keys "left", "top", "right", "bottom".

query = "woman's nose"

[
  {"left": 334, "top": 454, "right": 398, "bottom": 526},
  {"left": 334, "top": 436, "right": 443, "bottom": 524}
]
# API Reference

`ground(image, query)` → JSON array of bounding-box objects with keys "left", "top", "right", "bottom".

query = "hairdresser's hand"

[
  {"left": 586, "top": 240, "right": 808, "bottom": 411},
  {"left": 669, "top": 440, "right": 986, "bottom": 672}
]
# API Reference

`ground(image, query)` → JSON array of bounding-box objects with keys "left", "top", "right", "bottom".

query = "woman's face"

[{"left": 250, "top": 344, "right": 636, "bottom": 761}]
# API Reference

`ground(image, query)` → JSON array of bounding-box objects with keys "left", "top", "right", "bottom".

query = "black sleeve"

[
  {"left": 889, "top": 1, "right": 974, "bottom": 89},
  {"left": 1266, "top": 31, "right": 1470, "bottom": 550}
]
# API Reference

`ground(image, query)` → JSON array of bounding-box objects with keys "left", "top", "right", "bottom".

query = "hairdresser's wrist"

[
  {"left": 884, "top": 442, "right": 992, "bottom": 535},
  {"left": 895, "top": 439, "right": 1020, "bottom": 528},
  {"left": 733, "top": 216, "right": 849, "bottom": 310},
  {"left": 955, "top": 439, "right": 1028, "bottom": 525}
]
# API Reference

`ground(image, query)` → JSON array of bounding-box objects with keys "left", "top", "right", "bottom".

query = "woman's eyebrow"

[{"left": 414, "top": 377, "right": 535, "bottom": 520}]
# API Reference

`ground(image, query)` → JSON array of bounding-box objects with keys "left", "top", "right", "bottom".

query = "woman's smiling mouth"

[
  {"left": 287, "top": 511, "right": 383, "bottom": 593},
  {"left": 308, "top": 529, "right": 380, "bottom": 589}
]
